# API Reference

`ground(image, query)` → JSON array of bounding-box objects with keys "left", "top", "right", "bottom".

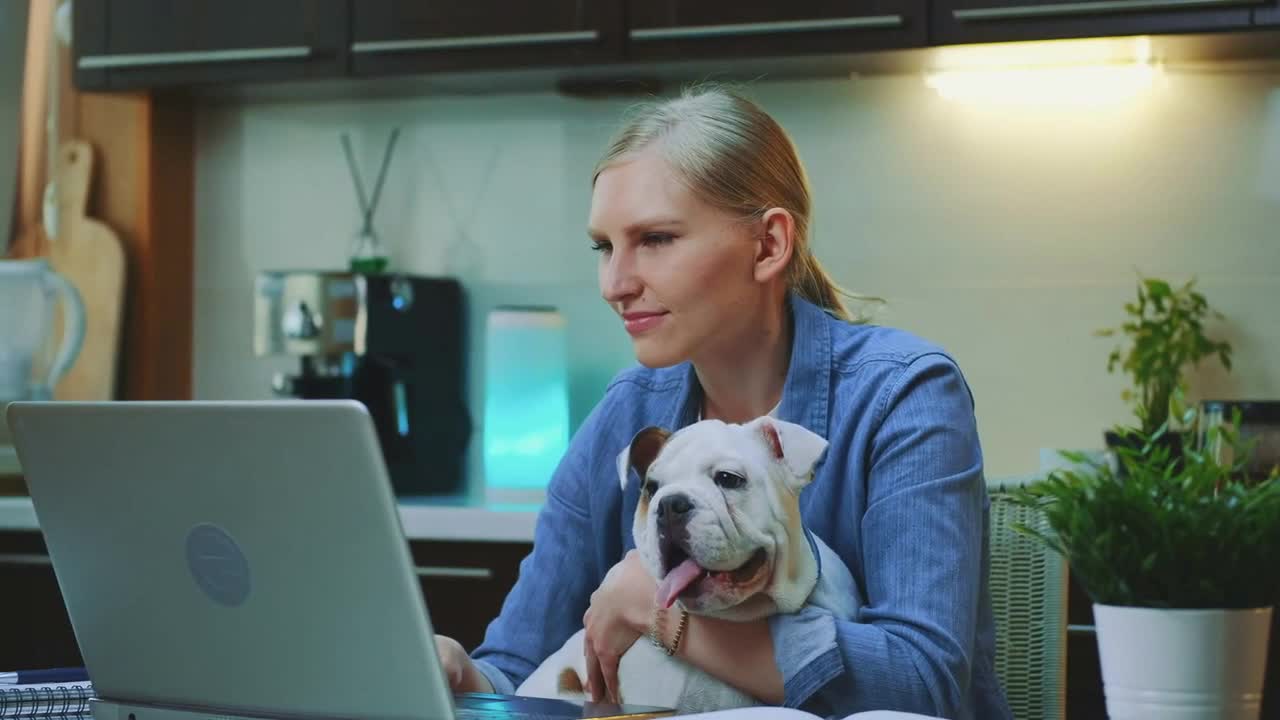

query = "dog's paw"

[
  {"left": 557, "top": 667, "right": 585, "bottom": 695},
  {"left": 557, "top": 667, "right": 626, "bottom": 704}
]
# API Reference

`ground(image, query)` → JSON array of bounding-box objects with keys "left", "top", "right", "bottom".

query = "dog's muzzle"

[{"left": 656, "top": 493, "right": 694, "bottom": 531}]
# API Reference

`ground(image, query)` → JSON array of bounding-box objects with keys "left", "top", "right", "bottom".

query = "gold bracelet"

[
  {"left": 648, "top": 607, "right": 669, "bottom": 651},
  {"left": 667, "top": 608, "right": 689, "bottom": 657}
]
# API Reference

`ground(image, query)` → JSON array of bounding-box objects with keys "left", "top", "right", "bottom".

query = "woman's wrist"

[
  {"left": 647, "top": 604, "right": 690, "bottom": 656},
  {"left": 463, "top": 657, "right": 496, "bottom": 694},
  {"left": 632, "top": 597, "right": 658, "bottom": 635}
]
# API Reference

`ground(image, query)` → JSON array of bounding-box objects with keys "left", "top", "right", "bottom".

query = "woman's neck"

[{"left": 694, "top": 297, "right": 792, "bottom": 425}]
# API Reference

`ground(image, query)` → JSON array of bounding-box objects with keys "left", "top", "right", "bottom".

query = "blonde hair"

[{"left": 594, "top": 84, "right": 879, "bottom": 322}]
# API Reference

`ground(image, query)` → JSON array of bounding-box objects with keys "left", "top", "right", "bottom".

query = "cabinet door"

[
  {"left": 73, "top": 0, "right": 346, "bottom": 91},
  {"left": 0, "top": 532, "right": 83, "bottom": 670},
  {"left": 350, "top": 1, "right": 624, "bottom": 77},
  {"left": 625, "top": 1, "right": 926, "bottom": 62},
  {"left": 1256, "top": 4, "right": 1280, "bottom": 23},
  {"left": 408, "top": 540, "right": 532, "bottom": 652},
  {"left": 932, "top": 0, "right": 1267, "bottom": 46}
]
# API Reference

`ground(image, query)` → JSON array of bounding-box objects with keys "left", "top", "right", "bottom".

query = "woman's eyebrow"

[
  {"left": 623, "top": 217, "right": 684, "bottom": 234},
  {"left": 587, "top": 217, "right": 683, "bottom": 241}
]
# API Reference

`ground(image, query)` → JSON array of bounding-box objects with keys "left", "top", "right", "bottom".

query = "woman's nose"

[{"left": 600, "top": 248, "right": 642, "bottom": 303}]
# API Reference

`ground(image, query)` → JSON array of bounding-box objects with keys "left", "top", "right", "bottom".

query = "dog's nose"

[{"left": 656, "top": 494, "right": 694, "bottom": 526}]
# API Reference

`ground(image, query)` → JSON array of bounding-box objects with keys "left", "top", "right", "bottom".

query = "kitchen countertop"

[
  {"left": 0, "top": 437, "right": 539, "bottom": 542},
  {"left": 0, "top": 493, "right": 540, "bottom": 543}
]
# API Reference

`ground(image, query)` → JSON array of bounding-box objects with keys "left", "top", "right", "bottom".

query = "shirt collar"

[
  {"left": 665, "top": 290, "right": 834, "bottom": 440},
  {"left": 805, "top": 526, "right": 822, "bottom": 577}
]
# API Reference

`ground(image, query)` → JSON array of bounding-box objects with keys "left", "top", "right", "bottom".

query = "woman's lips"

[{"left": 622, "top": 311, "right": 668, "bottom": 335}]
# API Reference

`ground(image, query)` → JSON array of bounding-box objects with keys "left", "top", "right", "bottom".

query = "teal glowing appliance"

[{"left": 483, "top": 307, "right": 570, "bottom": 504}]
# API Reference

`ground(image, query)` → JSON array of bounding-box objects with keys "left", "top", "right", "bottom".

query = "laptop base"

[{"left": 92, "top": 694, "right": 673, "bottom": 720}]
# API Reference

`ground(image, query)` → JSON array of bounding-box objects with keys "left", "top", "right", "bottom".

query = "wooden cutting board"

[{"left": 47, "top": 140, "right": 127, "bottom": 401}]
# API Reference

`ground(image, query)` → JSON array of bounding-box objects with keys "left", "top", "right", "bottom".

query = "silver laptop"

[{"left": 7, "top": 400, "right": 670, "bottom": 720}]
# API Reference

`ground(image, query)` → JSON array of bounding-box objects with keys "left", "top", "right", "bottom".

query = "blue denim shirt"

[{"left": 471, "top": 293, "right": 1013, "bottom": 720}]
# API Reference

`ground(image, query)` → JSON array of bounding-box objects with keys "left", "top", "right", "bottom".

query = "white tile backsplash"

[{"left": 194, "top": 70, "right": 1280, "bottom": 478}]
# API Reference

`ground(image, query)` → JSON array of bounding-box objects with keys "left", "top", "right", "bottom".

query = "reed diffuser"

[{"left": 340, "top": 128, "right": 401, "bottom": 273}]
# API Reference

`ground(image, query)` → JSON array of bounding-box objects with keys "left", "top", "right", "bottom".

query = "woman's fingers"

[
  {"left": 602, "top": 651, "right": 622, "bottom": 704},
  {"left": 434, "top": 636, "right": 464, "bottom": 691},
  {"left": 585, "top": 635, "right": 607, "bottom": 703}
]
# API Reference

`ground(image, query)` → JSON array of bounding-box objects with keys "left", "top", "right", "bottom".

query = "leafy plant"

[
  {"left": 1096, "top": 275, "right": 1233, "bottom": 436},
  {"left": 1012, "top": 411, "right": 1280, "bottom": 609}
]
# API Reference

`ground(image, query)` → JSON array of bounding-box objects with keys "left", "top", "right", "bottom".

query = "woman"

[{"left": 435, "top": 86, "right": 1013, "bottom": 720}]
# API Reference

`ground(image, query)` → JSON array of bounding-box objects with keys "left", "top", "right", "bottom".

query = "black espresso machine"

[{"left": 253, "top": 271, "right": 470, "bottom": 496}]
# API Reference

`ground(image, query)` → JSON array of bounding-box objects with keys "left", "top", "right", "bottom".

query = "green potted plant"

[
  {"left": 1016, "top": 411, "right": 1280, "bottom": 719},
  {"left": 1096, "top": 275, "right": 1233, "bottom": 452}
]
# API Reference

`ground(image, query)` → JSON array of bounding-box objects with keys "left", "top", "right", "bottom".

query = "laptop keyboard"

[{"left": 455, "top": 710, "right": 576, "bottom": 720}]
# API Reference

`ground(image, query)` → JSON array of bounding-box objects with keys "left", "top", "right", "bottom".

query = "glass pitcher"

[{"left": 0, "top": 258, "right": 86, "bottom": 402}]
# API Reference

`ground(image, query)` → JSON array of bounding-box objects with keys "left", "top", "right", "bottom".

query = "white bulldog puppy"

[{"left": 517, "top": 416, "right": 861, "bottom": 714}]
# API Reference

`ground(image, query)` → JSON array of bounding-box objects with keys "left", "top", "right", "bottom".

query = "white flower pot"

[{"left": 1094, "top": 604, "right": 1274, "bottom": 719}]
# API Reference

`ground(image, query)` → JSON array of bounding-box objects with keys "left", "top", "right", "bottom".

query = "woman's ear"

[{"left": 754, "top": 207, "right": 795, "bottom": 283}]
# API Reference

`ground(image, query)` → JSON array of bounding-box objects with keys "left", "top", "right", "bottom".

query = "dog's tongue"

[{"left": 657, "top": 559, "right": 706, "bottom": 609}]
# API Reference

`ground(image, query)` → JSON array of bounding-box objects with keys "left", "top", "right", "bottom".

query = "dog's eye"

[
  {"left": 642, "top": 479, "right": 658, "bottom": 497},
  {"left": 714, "top": 471, "right": 747, "bottom": 490}
]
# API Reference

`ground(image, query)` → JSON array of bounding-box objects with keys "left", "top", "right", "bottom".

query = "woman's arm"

[
  {"left": 661, "top": 613, "right": 784, "bottom": 704},
  {"left": 765, "top": 353, "right": 990, "bottom": 718},
  {"left": 466, "top": 401, "right": 613, "bottom": 694},
  {"left": 588, "top": 552, "right": 783, "bottom": 704},
  {"left": 663, "top": 354, "right": 988, "bottom": 717}
]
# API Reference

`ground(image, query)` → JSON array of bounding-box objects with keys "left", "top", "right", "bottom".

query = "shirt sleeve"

[
  {"left": 467, "top": 400, "right": 611, "bottom": 693},
  {"left": 769, "top": 353, "right": 987, "bottom": 720}
]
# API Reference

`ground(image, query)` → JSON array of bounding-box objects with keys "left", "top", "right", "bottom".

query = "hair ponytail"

[{"left": 787, "top": 247, "right": 850, "bottom": 321}]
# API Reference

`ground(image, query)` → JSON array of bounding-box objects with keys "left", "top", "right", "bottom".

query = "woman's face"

[{"left": 588, "top": 148, "right": 764, "bottom": 369}]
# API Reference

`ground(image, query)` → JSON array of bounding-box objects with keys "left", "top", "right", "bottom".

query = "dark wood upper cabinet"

[
  {"left": 624, "top": 1, "right": 927, "bottom": 61},
  {"left": 931, "top": 0, "right": 1271, "bottom": 46},
  {"left": 349, "top": 1, "right": 624, "bottom": 77},
  {"left": 1256, "top": 4, "right": 1280, "bottom": 23},
  {"left": 70, "top": 0, "right": 1280, "bottom": 91},
  {"left": 73, "top": 0, "right": 347, "bottom": 91}
]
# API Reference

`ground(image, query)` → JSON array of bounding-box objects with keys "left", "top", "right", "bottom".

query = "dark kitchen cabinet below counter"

[
  {"left": 408, "top": 539, "right": 532, "bottom": 652},
  {"left": 0, "top": 532, "right": 83, "bottom": 671}
]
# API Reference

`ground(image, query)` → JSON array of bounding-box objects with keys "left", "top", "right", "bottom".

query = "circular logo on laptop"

[{"left": 185, "top": 523, "right": 251, "bottom": 607}]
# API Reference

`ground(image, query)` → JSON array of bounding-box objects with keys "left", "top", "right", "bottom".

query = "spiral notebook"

[{"left": 0, "top": 681, "right": 94, "bottom": 718}]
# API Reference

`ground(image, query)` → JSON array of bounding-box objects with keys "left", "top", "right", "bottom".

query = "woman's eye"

[
  {"left": 714, "top": 471, "right": 746, "bottom": 490},
  {"left": 643, "top": 480, "right": 658, "bottom": 496},
  {"left": 640, "top": 232, "right": 674, "bottom": 247},
  {"left": 590, "top": 240, "right": 612, "bottom": 254}
]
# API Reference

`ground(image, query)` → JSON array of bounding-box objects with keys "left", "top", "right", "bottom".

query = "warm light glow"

[
  {"left": 925, "top": 36, "right": 1164, "bottom": 108},
  {"left": 926, "top": 63, "right": 1162, "bottom": 108},
  {"left": 934, "top": 36, "right": 1154, "bottom": 70}
]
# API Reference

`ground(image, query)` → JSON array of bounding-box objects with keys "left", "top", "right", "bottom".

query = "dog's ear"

[
  {"left": 749, "top": 417, "right": 828, "bottom": 491},
  {"left": 616, "top": 426, "right": 672, "bottom": 490}
]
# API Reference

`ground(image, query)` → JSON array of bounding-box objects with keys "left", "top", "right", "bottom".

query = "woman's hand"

[
  {"left": 435, "top": 635, "right": 494, "bottom": 694},
  {"left": 583, "top": 549, "right": 657, "bottom": 703}
]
